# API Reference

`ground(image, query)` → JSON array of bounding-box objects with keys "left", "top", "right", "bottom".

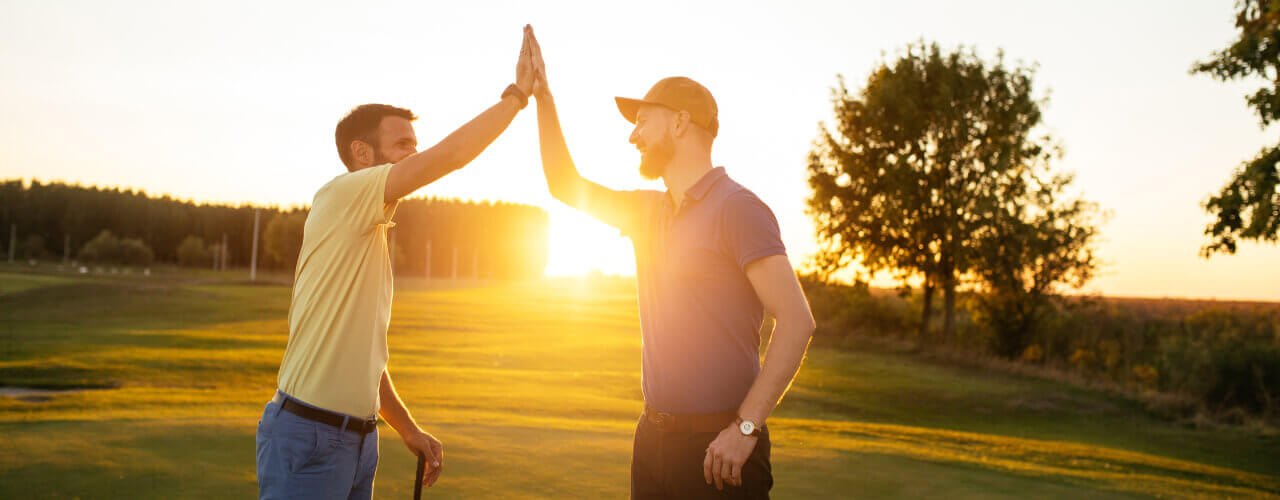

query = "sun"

[{"left": 543, "top": 206, "right": 636, "bottom": 277}]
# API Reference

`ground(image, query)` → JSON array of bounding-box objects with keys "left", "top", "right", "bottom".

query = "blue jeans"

[{"left": 256, "top": 393, "right": 379, "bottom": 500}]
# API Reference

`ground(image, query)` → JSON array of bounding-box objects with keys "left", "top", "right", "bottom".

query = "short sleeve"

[
  {"left": 721, "top": 190, "right": 786, "bottom": 270},
  {"left": 323, "top": 163, "right": 398, "bottom": 232}
]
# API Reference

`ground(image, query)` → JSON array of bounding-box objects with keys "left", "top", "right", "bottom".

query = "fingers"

[
  {"left": 711, "top": 454, "right": 724, "bottom": 490},
  {"left": 731, "top": 460, "right": 743, "bottom": 487},
  {"left": 702, "top": 449, "right": 714, "bottom": 485},
  {"left": 429, "top": 439, "right": 444, "bottom": 486},
  {"left": 721, "top": 457, "right": 736, "bottom": 488}
]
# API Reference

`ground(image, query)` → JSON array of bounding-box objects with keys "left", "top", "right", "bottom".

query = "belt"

[
  {"left": 272, "top": 392, "right": 378, "bottom": 435},
  {"left": 643, "top": 404, "right": 739, "bottom": 433}
]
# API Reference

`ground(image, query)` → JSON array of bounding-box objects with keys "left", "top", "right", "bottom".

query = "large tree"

[
  {"left": 1194, "top": 0, "right": 1280, "bottom": 255},
  {"left": 807, "top": 42, "right": 1054, "bottom": 340}
]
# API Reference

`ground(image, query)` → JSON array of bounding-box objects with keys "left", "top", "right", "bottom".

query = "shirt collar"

[{"left": 683, "top": 166, "right": 727, "bottom": 202}]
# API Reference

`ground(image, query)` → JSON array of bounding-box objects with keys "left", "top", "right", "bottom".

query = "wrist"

[
  {"left": 501, "top": 84, "right": 529, "bottom": 110},
  {"left": 734, "top": 416, "right": 763, "bottom": 437}
]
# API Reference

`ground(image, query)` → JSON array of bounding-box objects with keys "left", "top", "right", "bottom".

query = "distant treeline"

[{"left": 0, "top": 179, "right": 549, "bottom": 279}]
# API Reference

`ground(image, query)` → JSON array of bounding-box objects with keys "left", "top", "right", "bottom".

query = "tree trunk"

[
  {"left": 919, "top": 278, "right": 934, "bottom": 342},
  {"left": 943, "top": 272, "right": 956, "bottom": 344}
]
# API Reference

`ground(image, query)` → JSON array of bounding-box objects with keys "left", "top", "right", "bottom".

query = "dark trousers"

[{"left": 631, "top": 415, "right": 773, "bottom": 499}]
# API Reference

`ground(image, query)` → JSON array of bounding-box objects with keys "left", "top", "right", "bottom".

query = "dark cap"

[{"left": 615, "top": 76, "right": 719, "bottom": 137}]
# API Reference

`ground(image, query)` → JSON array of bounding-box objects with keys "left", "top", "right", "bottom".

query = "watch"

[
  {"left": 501, "top": 84, "right": 529, "bottom": 110},
  {"left": 736, "top": 417, "right": 761, "bottom": 437}
]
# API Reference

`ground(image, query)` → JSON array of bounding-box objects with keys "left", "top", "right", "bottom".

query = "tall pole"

[
  {"left": 221, "top": 233, "right": 228, "bottom": 272},
  {"left": 250, "top": 209, "right": 260, "bottom": 281},
  {"left": 7, "top": 224, "right": 15, "bottom": 263},
  {"left": 427, "top": 240, "right": 437, "bottom": 280}
]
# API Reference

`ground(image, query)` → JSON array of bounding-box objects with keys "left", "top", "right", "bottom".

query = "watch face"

[{"left": 739, "top": 420, "right": 755, "bottom": 435}]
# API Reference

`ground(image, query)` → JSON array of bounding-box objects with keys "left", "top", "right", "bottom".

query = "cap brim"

[{"left": 614, "top": 97, "right": 647, "bottom": 124}]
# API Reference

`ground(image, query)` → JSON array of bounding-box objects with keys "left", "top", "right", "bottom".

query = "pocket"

[
  {"left": 256, "top": 402, "right": 278, "bottom": 439},
  {"left": 277, "top": 414, "right": 331, "bottom": 474}
]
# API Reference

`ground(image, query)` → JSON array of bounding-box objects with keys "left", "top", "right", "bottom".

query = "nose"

[{"left": 628, "top": 125, "right": 640, "bottom": 145}]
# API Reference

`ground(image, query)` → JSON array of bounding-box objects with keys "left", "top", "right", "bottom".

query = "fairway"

[{"left": 1, "top": 268, "right": 1277, "bottom": 499}]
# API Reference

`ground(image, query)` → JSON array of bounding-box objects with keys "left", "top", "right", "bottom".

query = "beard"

[{"left": 637, "top": 132, "right": 676, "bottom": 181}]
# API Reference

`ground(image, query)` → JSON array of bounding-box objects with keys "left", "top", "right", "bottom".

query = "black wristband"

[{"left": 501, "top": 84, "right": 529, "bottom": 110}]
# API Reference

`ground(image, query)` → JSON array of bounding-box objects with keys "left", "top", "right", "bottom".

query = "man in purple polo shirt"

[{"left": 525, "top": 29, "right": 816, "bottom": 499}]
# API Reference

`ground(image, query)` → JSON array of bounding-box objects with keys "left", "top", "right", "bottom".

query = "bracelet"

[{"left": 501, "top": 84, "right": 529, "bottom": 110}]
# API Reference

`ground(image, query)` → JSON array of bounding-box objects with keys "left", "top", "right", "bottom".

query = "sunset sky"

[{"left": 2, "top": 0, "right": 1277, "bottom": 301}]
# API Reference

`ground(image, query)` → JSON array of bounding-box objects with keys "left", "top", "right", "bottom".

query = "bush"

[
  {"left": 799, "top": 276, "right": 916, "bottom": 345},
  {"left": 176, "top": 236, "right": 210, "bottom": 267},
  {"left": 77, "top": 230, "right": 153, "bottom": 266}
]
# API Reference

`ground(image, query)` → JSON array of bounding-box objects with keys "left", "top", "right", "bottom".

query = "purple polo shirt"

[{"left": 581, "top": 167, "right": 787, "bottom": 414}]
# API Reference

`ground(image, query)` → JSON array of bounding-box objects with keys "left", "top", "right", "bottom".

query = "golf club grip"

[{"left": 414, "top": 450, "right": 425, "bottom": 499}]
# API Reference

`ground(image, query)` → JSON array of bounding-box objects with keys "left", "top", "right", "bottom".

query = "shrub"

[
  {"left": 176, "top": 236, "right": 210, "bottom": 267},
  {"left": 77, "top": 230, "right": 154, "bottom": 266}
]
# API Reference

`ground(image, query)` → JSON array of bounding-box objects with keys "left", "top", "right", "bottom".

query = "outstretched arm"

[{"left": 383, "top": 27, "right": 537, "bottom": 203}]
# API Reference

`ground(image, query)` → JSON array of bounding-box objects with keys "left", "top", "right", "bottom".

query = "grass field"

[{"left": 1, "top": 266, "right": 1278, "bottom": 499}]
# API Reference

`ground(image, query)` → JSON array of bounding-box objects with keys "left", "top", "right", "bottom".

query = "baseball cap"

[{"left": 615, "top": 76, "right": 719, "bottom": 137}]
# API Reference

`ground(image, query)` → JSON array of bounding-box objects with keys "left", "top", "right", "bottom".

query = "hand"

[
  {"left": 702, "top": 423, "right": 758, "bottom": 490},
  {"left": 526, "top": 25, "right": 549, "bottom": 99},
  {"left": 515, "top": 25, "right": 536, "bottom": 98},
  {"left": 402, "top": 428, "right": 444, "bottom": 487}
]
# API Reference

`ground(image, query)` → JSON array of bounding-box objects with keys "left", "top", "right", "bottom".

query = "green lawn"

[{"left": 0, "top": 266, "right": 1277, "bottom": 499}]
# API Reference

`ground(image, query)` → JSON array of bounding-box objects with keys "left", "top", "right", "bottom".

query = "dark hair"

[{"left": 334, "top": 104, "right": 417, "bottom": 170}]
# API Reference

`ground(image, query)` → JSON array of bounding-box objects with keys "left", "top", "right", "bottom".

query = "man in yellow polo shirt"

[{"left": 256, "top": 26, "right": 539, "bottom": 500}]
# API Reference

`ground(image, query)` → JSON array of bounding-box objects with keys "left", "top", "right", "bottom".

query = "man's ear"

[
  {"left": 673, "top": 110, "right": 692, "bottom": 138},
  {"left": 350, "top": 140, "right": 373, "bottom": 168}
]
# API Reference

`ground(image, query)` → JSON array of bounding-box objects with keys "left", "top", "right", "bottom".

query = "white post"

[
  {"left": 250, "top": 209, "right": 260, "bottom": 281},
  {"left": 221, "top": 233, "right": 228, "bottom": 272},
  {"left": 425, "top": 240, "right": 432, "bottom": 279},
  {"left": 451, "top": 246, "right": 458, "bottom": 280}
]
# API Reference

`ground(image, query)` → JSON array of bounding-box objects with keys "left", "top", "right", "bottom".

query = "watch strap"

[{"left": 502, "top": 84, "right": 529, "bottom": 110}]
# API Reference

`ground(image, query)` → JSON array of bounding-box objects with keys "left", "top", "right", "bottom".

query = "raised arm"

[
  {"left": 526, "top": 27, "right": 640, "bottom": 220},
  {"left": 383, "top": 28, "right": 537, "bottom": 203}
]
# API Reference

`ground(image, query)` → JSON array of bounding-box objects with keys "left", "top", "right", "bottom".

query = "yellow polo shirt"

[{"left": 277, "top": 163, "right": 399, "bottom": 418}]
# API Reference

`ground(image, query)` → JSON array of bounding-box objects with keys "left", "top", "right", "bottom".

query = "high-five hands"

[
  {"left": 516, "top": 25, "right": 537, "bottom": 97},
  {"left": 524, "top": 25, "right": 549, "bottom": 99}
]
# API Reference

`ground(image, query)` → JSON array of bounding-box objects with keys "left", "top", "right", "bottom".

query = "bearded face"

[{"left": 638, "top": 129, "right": 676, "bottom": 180}]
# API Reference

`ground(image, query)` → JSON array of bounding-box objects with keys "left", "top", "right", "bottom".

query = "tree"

[
  {"left": 807, "top": 41, "right": 1054, "bottom": 341},
  {"left": 264, "top": 211, "right": 307, "bottom": 270},
  {"left": 1194, "top": 0, "right": 1280, "bottom": 255},
  {"left": 969, "top": 167, "right": 1102, "bottom": 358}
]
